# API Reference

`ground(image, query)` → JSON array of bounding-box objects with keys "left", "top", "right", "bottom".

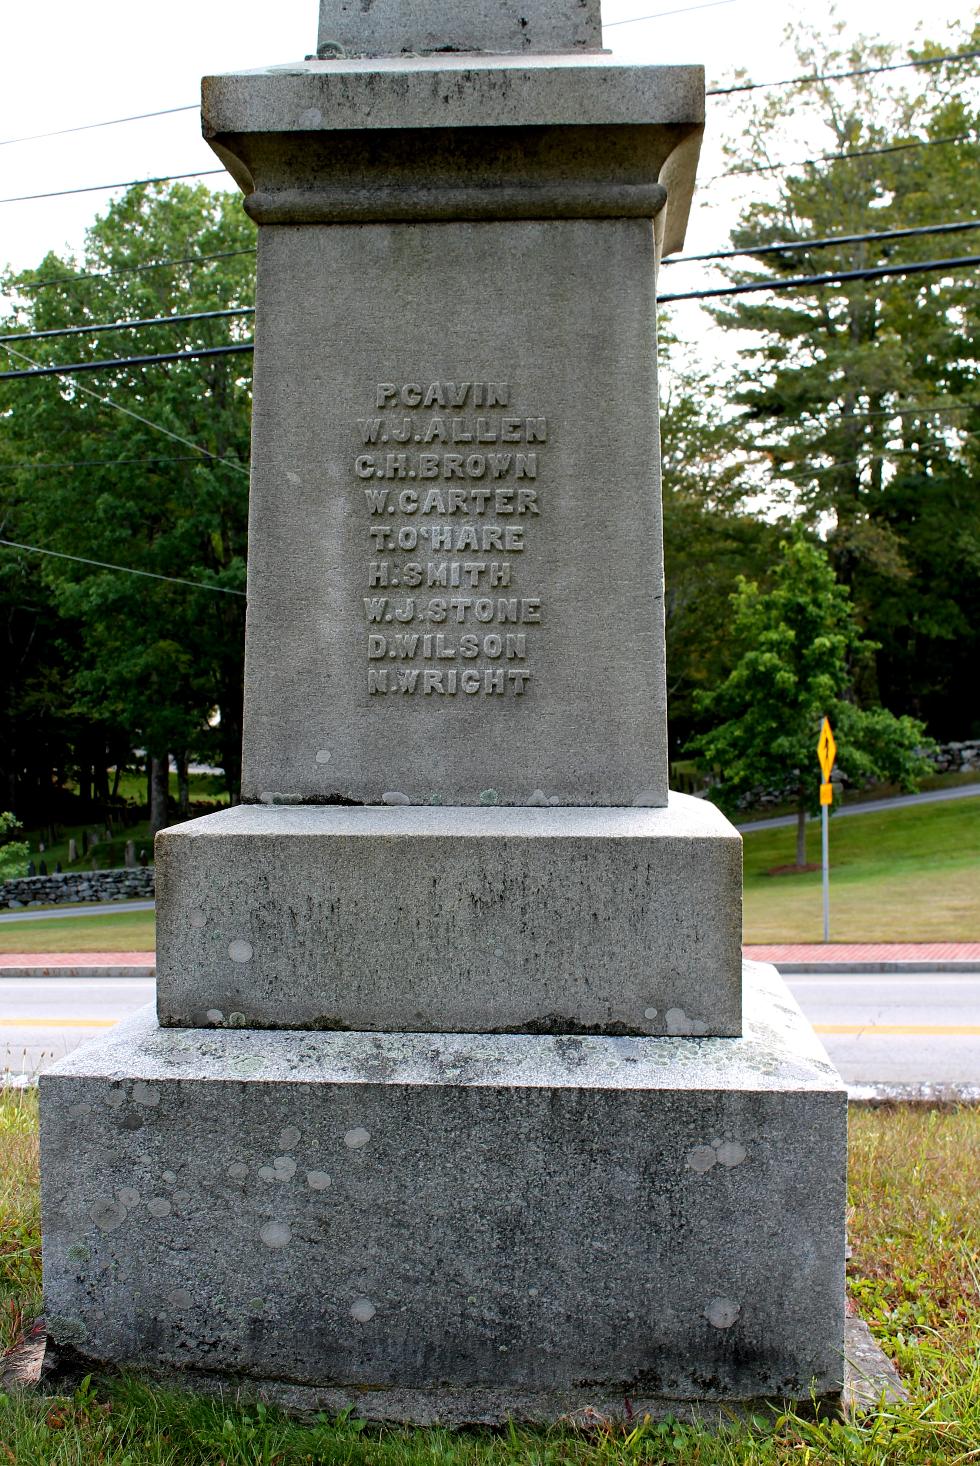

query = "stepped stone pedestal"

[{"left": 40, "top": 0, "right": 846, "bottom": 1421}]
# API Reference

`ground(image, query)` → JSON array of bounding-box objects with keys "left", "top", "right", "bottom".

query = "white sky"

[{"left": 0, "top": 0, "right": 972, "bottom": 311}]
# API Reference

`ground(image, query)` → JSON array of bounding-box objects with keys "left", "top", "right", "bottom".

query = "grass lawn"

[
  {"left": 742, "top": 797, "right": 980, "bottom": 943},
  {"left": 1, "top": 1096, "right": 977, "bottom": 1464},
  {"left": 0, "top": 909, "right": 155, "bottom": 955}
]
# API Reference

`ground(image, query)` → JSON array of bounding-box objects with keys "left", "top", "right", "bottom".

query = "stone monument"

[{"left": 39, "top": 0, "right": 846, "bottom": 1422}]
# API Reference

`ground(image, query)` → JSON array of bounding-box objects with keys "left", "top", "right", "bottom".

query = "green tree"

[
  {"left": 691, "top": 536, "right": 935, "bottom": 866},
  {"left": 710, "top": 16, "right": 980, "bottom": 735},
  {"left": 0, "top": 182, "right": 255, "bottom": 830},
  {"left": 0, "top": 811, "right": 29, "bottom": 882}
]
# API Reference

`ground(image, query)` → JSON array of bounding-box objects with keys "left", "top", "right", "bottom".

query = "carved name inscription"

[{"left": 359, "top": 382, "right": 544, "bottom": 698}]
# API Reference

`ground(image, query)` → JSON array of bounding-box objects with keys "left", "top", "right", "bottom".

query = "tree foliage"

[
  {"left": 0, "top": 183, "right": 255, "bottom": 827},
  {"left": 709, "top": 16, "right": 980, "bottom": 736},
  {"left": 691, "top": 537, "right": 935, "bottom": 864}
]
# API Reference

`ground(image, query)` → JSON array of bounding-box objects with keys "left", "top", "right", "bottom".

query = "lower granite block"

[
  {"left": 40, "top": 962, "right": 845, "bottom": 1418},
  {"left": 154, "top": 795, "right": 743, "bottom": 1036}
]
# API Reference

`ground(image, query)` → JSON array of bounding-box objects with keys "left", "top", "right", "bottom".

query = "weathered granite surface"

[
  {"left": 317, "top": 0, "right": 604, "bottom": 56},
  {"left": 41, "top": 962, "right": 846, "bottom": 1413},
  {"left": 238, "top": 216, "right": 671, "bottom": 807},
  {"left": 154, "top": 796, "right": 742, "bottom": 1035}
]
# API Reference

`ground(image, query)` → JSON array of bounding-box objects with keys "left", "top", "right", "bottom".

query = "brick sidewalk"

[
  {"left": 3, "top": 943, "right": 978, "bottom": 971},
  {"left": 745, "top": 942, "right": 980, "bottom": 964}
]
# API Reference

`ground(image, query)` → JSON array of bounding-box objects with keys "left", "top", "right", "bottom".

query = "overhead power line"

[
  {"left": 605, "top": 0, "right": 734, "bottom": 26},
  {"left": 708, "top": 46, "right": 980, "bottom": 97},
  {"left": 664, "top": 218, "right": 980, "bottom": 266},
  {"left": 0, "top": 538, "right": 245, "bottom": 595},
  {"left": 708, "top": 132, "right": 972, "bottom": 185},
  {"left": 659, "top": 253, "right": 980, "bottom": 302},
  {"left": 0, "top": 169, "right": 227, "bottom": 207},
  {"left": 0, "top": 456, "right": 230, "bottom": 470},
  {"left": 17, "top": 249, "right": 256, "bottom": 293},
  {"left": 0, "top": 105, "right": 198, "bottom": 149},
  {"left": 0, "top": 306, "right": 254, "bottom": 346},
  {"left": 0, "top": 340, "right": 250, "bottom": 476},
  {"left": 0, "top": 342, "right": 255, "bottom": 381}
]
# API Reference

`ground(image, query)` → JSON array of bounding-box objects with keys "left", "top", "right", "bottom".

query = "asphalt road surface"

[
  {"left": 2, "top": 969, "right": 978, "bottom": 1092},
  {"left": 737, "top": 781, "right": 980, "bottom": 832}
]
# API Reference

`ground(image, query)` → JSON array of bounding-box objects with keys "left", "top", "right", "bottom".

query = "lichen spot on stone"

[
  {"left": 344, "top": 1126, "right": 371, "bottom": 1150},
  {"left": 279, "top": 1126, "right": 301, "bottom": 1150},
  {"left": 527, "top": 789, "right": 549, "bottom": 807},
  {"left": 229, "top": 939, "right": 253, "bottom": 964},
  {"left": 381, "top": 791, "right": 410, "bottom": 806},
  {"left": 228, "top": 1013, "right": 248, "bottom": 1028},
  {"left": 67, "top": 1244, "right": 90, "bottom": 1263},
  {"left": 685, "top": 1145, "right": 717, "bottom": 1174},
  {"left": 665, "top": 1008, "right": 693, "bottom": 1035},
  {"left": 644, "top": 1007, "right": 658, "bottom": 1020},
  {"left": 69, "top": 1101, "right": 92, "bottom": 1117},
  {"left": 306, "top": 1170, "right": 331, "bottom": 1190},
  {"left": 479, "top": 788, "right": 499, "bottom": 806},
  {"left": 132, "top": 1081, "right": 160, "bottom": 1108},
  {"left": 161, "top": 1170, "right": 177, "bottom": 1185},
  {"left": 260, "top": 1220, "right": 292, "bottom": 1249},
  {"left": 705, "top": 1297, "right": 740, "bottom": 1329},
  {"left": 104, "top": 1088, "right": 126, "bottom": 1110},
  {"left": 148, "top": 1196, "right": 172, "bottom": 1218},
  {"left": 351, "top": 1297, "right": 376, "bottom": 1323},
  {"left": 207, "top": 1009, "right": 224, "bottom": 1025},
  {"left": 117, "top": 1187, "right": 140, "bottom": 1208},
  {"left": 89, "top": 1197, "right": 127, "bottom": 1232},
  {"left": 169, "top": 1288, "right": 193, "bottom": 1309},
  {"left": 189, "top": 909, "right": 206, "bottom": 929},
  {"left": 717, "top": 1141, "right": 747, "bottom": 1168},
  {"left": 315, "top": 749, "right": 332, "bottom": 765},
  {"left": 227, "top": 1161, "right": 249, "bottom": 1181}
]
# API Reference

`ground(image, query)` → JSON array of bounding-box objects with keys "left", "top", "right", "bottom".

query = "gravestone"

[{"left": 39, "top": 0, "right": 846, "bottom": 1422}]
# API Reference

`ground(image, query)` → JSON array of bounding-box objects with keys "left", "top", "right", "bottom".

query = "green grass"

[
  {"left": 1, "top": 1096, "right": 978, "bottom": 1464},
  {"left": 0, "top": 909, "right": 155, "bottom": 955},
  {"left": 3, "top": 798, "right": 978, "bottom": 951},
  {"left": 742, "top": 797, "right": 980, "bottom": 943}
]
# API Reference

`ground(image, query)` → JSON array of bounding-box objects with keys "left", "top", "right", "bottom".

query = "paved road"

[
  {"left": 0, "top": 899, "right": 154, "bottom": 924},
  {"left": 737, "top": 781, "right": 980, "bottom": 832},
  {"left": 3, "top": 970, "right": 978, "bottom": 1090}
]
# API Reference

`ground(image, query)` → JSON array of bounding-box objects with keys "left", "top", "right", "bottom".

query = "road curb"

[
  {"left": 776, "top": 961, "right": 978, "bottom": 974},
  {"left": 0, "top": 966, "right": 155, "bottom": 979}
]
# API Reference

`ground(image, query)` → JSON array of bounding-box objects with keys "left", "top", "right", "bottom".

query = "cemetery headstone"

[
  {"left": 124, "top": 841, "right": 136, "bottom": 869},
  {"left": 40, "top": 0, "right": 846, "bottom": 1422},
  {"left": 67, "top": 838, "right": 78, "bottom": 864}
]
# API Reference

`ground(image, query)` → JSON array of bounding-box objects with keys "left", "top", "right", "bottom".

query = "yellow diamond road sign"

[{"left": 817, "top": 717, "right": 837, "bottom": 782}]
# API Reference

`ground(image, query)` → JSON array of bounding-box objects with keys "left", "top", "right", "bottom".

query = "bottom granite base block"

[{"left": 39, "top": 963, "right": 846, "bottom": 1418}]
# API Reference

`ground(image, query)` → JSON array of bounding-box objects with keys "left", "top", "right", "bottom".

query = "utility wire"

[
  {"left": 708, "top": 46, "right": 980, "bottom": 97},
  {"left": 659, "top": 253, "right": 980, "bottom": 302},
  {"left": 0, "top": 342, "right": 255, "bottom": 381},
  {"left": 0, "top": 341, "right": 250, "bottom": 476},
  {"left": 705, "top": 132, "right": 972, "bottom": 186},
  {"left": 664, "top": 218, "right": 980, "bottom": 265},
  {"left": 2, "top": 260, "right": 975, "bottom": 373},
  {"left": 0, "top": 538, "right": 245, "bottom": 595},
  {"left": 17, "top": 249, "right": 256, "bottom": 293},
  {"left": 605, "top": 0, "right": 733, "bottom": 25},
  {"left": 0, "top": 456, "right": 230, "bottom": 470},
  {"left": 0, "top": 307, "right": 254, "bottom": 346},
  {"left": 0, "top": 169, "right": 227, "bottom": 207},
  {"left": 0, "top": 105, "right": 198, "bottom": 148},
  {"left": 2, "top": 44, "right": 974, "bottom": 156}
]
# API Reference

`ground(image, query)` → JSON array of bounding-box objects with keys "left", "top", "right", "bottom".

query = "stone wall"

[
  {"left": 0, "top": 867, "right": 155, "bottom": 910},
  {"left": 932, "top": 739, "right": 980, "bottom": 773}
]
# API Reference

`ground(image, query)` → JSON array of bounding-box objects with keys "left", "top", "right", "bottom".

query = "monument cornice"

[{"left": 203, "top": 58, "right": 703, "bottom": 246}]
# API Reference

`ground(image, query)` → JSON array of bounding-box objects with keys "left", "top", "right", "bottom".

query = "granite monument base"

[
  {"left": 40, "top": 962, "right": 846, "bottom": 1417},
  {"left": 155, "top": 795, "right": 743, "bottom": 1035}
]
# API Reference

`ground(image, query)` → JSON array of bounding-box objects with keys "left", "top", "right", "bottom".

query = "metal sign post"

[{"left": 817, "top": 717, "right": 837, "bottom": 943}]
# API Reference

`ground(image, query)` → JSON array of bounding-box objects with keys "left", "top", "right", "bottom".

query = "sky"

[{"left": 0, "top": 0, "right": 973, "bottom": 320}]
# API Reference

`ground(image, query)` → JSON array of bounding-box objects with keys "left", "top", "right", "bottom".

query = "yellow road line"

[
  {"left": 2, "top": 1020, "right": 979, "bottom": 1036},
  {"left": 0, "top": 1019, "right": 117, "bottom": 1029},
  {"left": 814, "top": 1023, "right": 980, "bottom": 1036}
]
